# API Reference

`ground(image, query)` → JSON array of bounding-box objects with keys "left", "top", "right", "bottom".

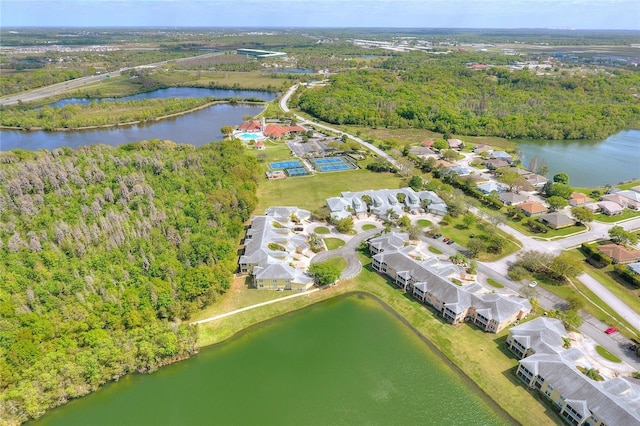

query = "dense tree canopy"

[
  {"left": 297, "top": 54, "right": 640, "bottom": 139},
  {"left": 0, "top": 139, "right": 261, "bottom": 424}
]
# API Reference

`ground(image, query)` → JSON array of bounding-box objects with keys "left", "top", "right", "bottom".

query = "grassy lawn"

[
  {"left": 416, "top": 219, "right": 432, "bottom": 227},
  {"left": 314, "top": 226, "right": 330, "bottom": 234},
  {"left": 504, "top": 215, "right": 587, "bottom": 239},
  {"left": 487, "top": 278, "right": 505, "bottom": 289},
  {"left": 438, "top": 217, "right": 520, "bottom": 261},
  {"left": 596, "top": 345, "right": 622, "bottom": 363},
  {"left": 362, "top": 224, "right": 378, "bottom": 230},
  {"left": 594, "top": 209, "right": 640, "bottom": 223},
  {"left": 323, "top": 237, "right": 345, "bottom": 250},
  {"left": 196, "top": 253, "right": 560, "bottom": 426},
  {"left": 564, "top": 248, "right": 640, "bottom": 320},
  {"left": 428, "top": 246, "right": 443, "bottom": 254},
  {"left": 256, "top": 169, "right": 404, "bottom": 213}
]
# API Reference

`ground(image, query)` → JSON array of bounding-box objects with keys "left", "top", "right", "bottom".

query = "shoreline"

[
  {"left": 194, "top": 273, "right": 555, "bottom": 425},
  {"left": 0, "top": 99, "right": 265, "bottom": 133}
]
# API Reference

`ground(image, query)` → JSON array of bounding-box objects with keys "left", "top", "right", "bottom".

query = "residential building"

[
  {"left": 614, "top": 190, "right": 640, "bottom": 209},
  {"left": 506, "top": 317, "right": 568, "bottom": 359},
  {"left": 601, "top": 193, "right": 639, "bottom": 209},
  {"left": 239, "top": 207, "right": 314, "bottom": 290},
  {"left": 326, "top": 187, "right": 448, "bottom": 220},
  {"left": 477, "top": 181, "right": 506, "bottom": 195},
  {"left": 539, "top": 212, "right": 575, "bottom": 229},
  {"left": 490, "top": 151, "right": 515, "bottom": 163},
  {"left": 447, "top": 138, "right": 464, "bottom": 149},
  {"left": 519, "top": 200, "right": 548, "bottom": 216},
  {"left": 597, "top": 244, "right": 640, "bottom": 264},
  {"left": 525, "top": 174, "right": 549, "bottom": 188},
  {"left": 569, "top": 192, "right": 594, "bottom": 207},
  {"left": 517, "top": 349, "right": 640, "bottom": 425},
  {"left": 369, "top": 233, "right": 531, "bottom": 333},
  {"left": 473, "top": 144, "right": 492, "bottom": 153},
  {"left": 499, "top": 192, "right": 529, "bottom": 206},
  {"left": 597, "top": 201, "right": 624, "bottom": 216},
  {"left": 484, "top": 159, "right": 510, "bottom": 170}
]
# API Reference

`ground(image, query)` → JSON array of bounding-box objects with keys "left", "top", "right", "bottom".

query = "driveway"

[{"left": 311, "top": 228, "right": 380, "bottom": 280}]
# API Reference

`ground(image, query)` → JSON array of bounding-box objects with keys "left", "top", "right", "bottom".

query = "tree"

[
  {"left": 553, "top": 172, "right": 570, "bottom": 184},
  {"left": 220, "top": 125, "right": 234, "bottom": 138},
  {"left": 408, "top": 175, "right": 423, "bottom": 191},
  {"left": 571, "top": 206, "right": 594, "bottom": 224},
  {"left": 335, "top": 216, "right": 354, "bottom": 234},
  {"left": 549, "top": 253, "right": 583, "bottom": 281},
  {"left": 433, "top": 139, "right": 449, "bottom": 150},
  {"left": 308, "top": 261, "right": 342, "bottom": 286},
  {"left": 485, "top": 211, "right": 507, "bottom": 228},
  {"left": 462, "top": 213, "right": 475, "bottom": 229},
  {"left": 398, "top": 215, "right": 411, "bottom": 228},
  {"left": 609, "top": 225, "right": 638, "bottom": 246},
  {"left": 467, "top": 238, "right": 486, "bottom": 258},
  {"left": 536, "top": 160, "right": 549, "bottom": 177},
  {"left": 547, "top": 195, "right": 568, "bottom": 211},
  {"left": 549, "top": 183, "right": 573, "bottom": 200}
]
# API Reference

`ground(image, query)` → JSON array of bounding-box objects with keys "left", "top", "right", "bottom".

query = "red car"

[
  {"left": 443, "top": 237, "right": 450, "bottom": 243},
  {"left": 605, "top": 327, "right": 617, "bottom": 335}
]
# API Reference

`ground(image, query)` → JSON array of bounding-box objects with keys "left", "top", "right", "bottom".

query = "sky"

[{"left": 2, "top": 0, "right": 639, "bottom": 30}]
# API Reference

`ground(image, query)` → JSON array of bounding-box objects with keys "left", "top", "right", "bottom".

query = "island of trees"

[{"left": 0, "top": 139, "right": 261, "bottom": 424}]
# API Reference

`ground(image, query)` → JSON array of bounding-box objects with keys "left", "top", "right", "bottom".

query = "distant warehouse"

[{"left": 237, "top": 48, "right": 287, "bottom": 59}]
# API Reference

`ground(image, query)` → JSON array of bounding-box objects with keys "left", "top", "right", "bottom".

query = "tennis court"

[
  {"left": 270, "top": 160, "right": 301, "bottom": 169},
  {"left": 314, "top": 157, "right": 344, "bottom": 165},
  {"left": 319, "top": 164, "right": 351, "bottom": 172},
  {"left": 285, "top": 167, "right": 309, "bottom": 177}
]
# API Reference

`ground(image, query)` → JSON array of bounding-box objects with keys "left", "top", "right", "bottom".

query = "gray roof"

[
  {"left": 539, "top": 212, "right": 575, "bottom": 227},
  {"left": 499, "top": 192, "right": 528, "bottom": 205},
  {"left": 372, "top": 233, "right": 530, "bottom": 324},
  {"left": 520, "top": 351, "right": 640, "bottom": 425},
  {"left": 327, "top": 187, "right": 447, "bottom": 218},
  {"left": 628, "top": 262, "right": 640, "bottom": 275},
  {"left": 509, "top": 317, "right": 567, "bottom": 355}
]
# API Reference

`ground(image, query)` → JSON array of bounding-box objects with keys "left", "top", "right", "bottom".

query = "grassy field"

[
  {"left": 596, "top": 345, "right": 622, "bottom": 363},
  {"left": 438, "top": 216, "right": 521, "bottom": 261},
  {"left": 323, "top": 237, "right": 345, "bottom": 250},
  {"left": 256, "top": 169, "right": 405, "bottom": 213},
  {"left": 195, "top": 253, "right": 561, "bottom": 426}
]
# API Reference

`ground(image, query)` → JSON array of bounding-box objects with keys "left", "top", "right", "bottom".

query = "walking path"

[{"left": 191, "top": 288, "right": 319, "bottom": 325}]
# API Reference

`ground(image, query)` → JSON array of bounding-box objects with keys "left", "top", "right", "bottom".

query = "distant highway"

[{"left": 0, "top": 52, "right": 225, "bottom": 106}]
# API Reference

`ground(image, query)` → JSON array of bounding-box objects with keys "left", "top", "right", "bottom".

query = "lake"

[
  {"left": 48, "top": 87, "right": 277, "bottom": 107},
  {"left": 33, "top": 294, "right": 511, "bottom": 426},
  {"left": 517, "top": 129, "right": 640, "bottom": 187}
]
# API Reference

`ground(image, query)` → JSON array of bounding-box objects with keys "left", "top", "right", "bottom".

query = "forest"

[
  {"left": 0, "top": 139, "right": 262, "bottom": 424},
  {"left": 296, "top": 52, "right": 640, "bottom": 140}
]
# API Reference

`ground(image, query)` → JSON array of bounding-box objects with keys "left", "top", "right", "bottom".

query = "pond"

[
  {"left": 517, "top": 129, "right": 640, "bottom": 187},
  {"left": 48, "top": 87, "right": 277, "bottom": 107},
  {"left": 33, "top": 294, "right": 511, "bottom": 426}
]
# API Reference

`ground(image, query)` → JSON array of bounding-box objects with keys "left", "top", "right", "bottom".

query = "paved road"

[
  {"left": 311, "top": 228, "right": 380, "bottom": 280},
  {"left": 279, "top": 84, "right": 401, "bottom": 169},
  {"left": 0, "top": 52, "right": 225, "bottom": 106}
]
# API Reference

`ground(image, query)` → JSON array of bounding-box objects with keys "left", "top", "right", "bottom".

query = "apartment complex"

[
  {"left": 510, "top": 318, "right": 640, "bottom": 425},
  {"left": 239, "top": 207, "right": 314, "bottom": 291},
  {"left": 369, "top": 232, "right": 531, "bottom": 333}
]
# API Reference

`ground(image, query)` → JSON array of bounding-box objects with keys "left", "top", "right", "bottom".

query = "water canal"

[{"left": 33, "top": 294, "right": 511, "bottom": 426}]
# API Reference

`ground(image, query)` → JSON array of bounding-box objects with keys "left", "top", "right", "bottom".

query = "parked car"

[
  {"left": 446, "top": 239, "right": 455, "bottom": 245},
  {"left": 605, "top": 327, "right": 618, "bottom": 335},
  {"left": 432, "top": 233, "right": 442, "bottom": 239},
  {"left": 528, "top": 281, "right": 538, "bottom": 288},
  {"left": 443, "top": 237, "right": 450, "bottom": 243}
]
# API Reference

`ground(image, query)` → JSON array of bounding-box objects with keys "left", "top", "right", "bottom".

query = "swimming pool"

[{"left": 238, "top": 133, "right": 263, "bottom": 140}]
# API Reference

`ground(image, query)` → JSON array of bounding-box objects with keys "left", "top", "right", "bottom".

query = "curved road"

[
  {"left": 279, "top": 84, "right": 401, "bottom": 169},
  {"left": 310, "top": 228, "right": 380, "bottom": 280}
]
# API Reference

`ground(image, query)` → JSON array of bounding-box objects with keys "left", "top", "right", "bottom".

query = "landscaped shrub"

[{"left": 614, "top": 264, "right": 640, "bottom": 287}]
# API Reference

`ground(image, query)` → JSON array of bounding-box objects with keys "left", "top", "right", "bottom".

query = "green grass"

[
  {"left": 256, "top": 169, "right": 404, "bottom": 213},
  {"left": 487, "top": 278, "right": 505, "bottom": 289},
  {"left": 595, "top": 345, "right": 622, "bottom": 363},
  {"left": 323, "top": 237, "right": 346, "bottom": 250},
  {"left": 314, "top": 226, "right": 330, "bottom": 234},
  {"left": 564, "top": 249, "right": 640, "bottom": 328},
  {"left": 323, "top": 256, "right": 348, "bottom": 272},
  {"left": 362, "top": 224, "right": 378, "bottom": 230},
  {"left": 594, "top": 209, "right": 640, "bottom": 223},
  {"left": 428, "top": 246, "right": 443, "bottom": 254},
  {"left": 438, "top": 217, "right": 520, "bottom": 261},
  {"left": 417, "top": 219, "right": 432, "bottom": 227}
]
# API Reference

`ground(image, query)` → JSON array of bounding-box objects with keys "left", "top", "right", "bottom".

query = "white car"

[{"left": 528, "top": 281, "right": 538, "bottom": 288}]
